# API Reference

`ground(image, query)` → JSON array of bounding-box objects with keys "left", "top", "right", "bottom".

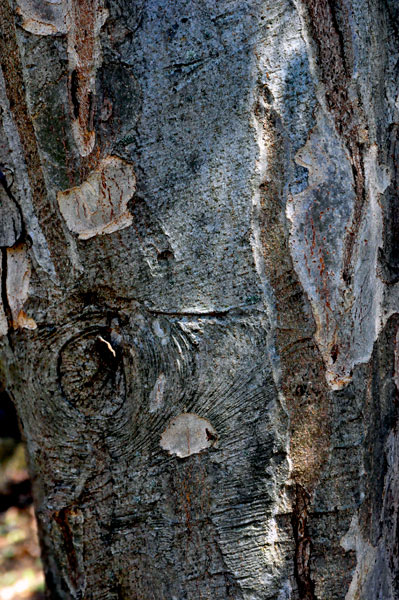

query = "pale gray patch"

[
  {"left": 340, "top": 514, "right": 377, "bottom": 600},
  {"left": 287, "top": 114, "right": 388, "bottom": 389},
  {"left": 15, "top": 0, "right": 67, "bottom": 36},
  {"left": 277, "top": 580, "right": 292, "bottom": 600},
  {"left": 152, "top": 318, "right": 169, "bottom": 346},
  {"left": 149, "top": 373, "right": 166, "bottom": 413}
]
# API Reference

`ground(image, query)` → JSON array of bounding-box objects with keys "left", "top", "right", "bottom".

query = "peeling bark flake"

[
  {"left": 57, "top": 156, "right": 135, "bottom": 240},
  {"left": 160, "top": 413, "right": 217, "bottom": 458},
  {"left": 6, "top": 244, "right": 37, "bottom": 330}
]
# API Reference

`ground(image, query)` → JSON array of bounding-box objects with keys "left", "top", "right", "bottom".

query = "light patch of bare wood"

[
  {"left": 160, "top": 413, "right": 217, "bottom": 458},
  {"left": 6, "top": 245, "right": 37, "bottom": 331},
  {"left": 57, "top": 156, "right": 135, "bottom": 240}
]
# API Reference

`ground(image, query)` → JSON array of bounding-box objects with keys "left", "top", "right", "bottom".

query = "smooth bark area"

[{"left": 0, "top": 0, "right": 398, "bottom": 598}]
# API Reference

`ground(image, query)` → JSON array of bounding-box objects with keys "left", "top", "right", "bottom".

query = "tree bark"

[{"left": 0, "top": 0, "right": 398, "bottom": 598}]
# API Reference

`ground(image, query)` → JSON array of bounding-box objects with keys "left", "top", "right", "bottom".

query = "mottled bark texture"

[{"left": 0, "top": 0, "right": 398, "bottom": 598}]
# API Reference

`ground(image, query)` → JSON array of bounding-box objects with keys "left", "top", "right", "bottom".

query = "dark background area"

[{"left": 0, "top": 390, "right": 44, "bottom": 600}]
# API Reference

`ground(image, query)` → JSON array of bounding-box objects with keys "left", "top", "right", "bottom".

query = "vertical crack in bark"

[
  {"left": 380, "top": 124, "right": 399, "bottom": 283},
  {"left": 1, "top": 248, "right": 13, "bottom": 336},
  {"left": 292, "top": 485, "right": 317, "bottom": 600},
  {"left": 70, "top": 69, "right": 81, "bottom": 120},
  {"left": 53, "top": 508, "right": 79, "bottom": 587},
  {"left": 0, "top": 0, "right": 70, "bottom": 279},
  {"left": 325, "top": 0, "right": 350, "bottom": 75},
  {"left": 0, "top": 168, "right": 25, "bottom": 242},
  {"left": 343, "top": 152, "right": 366, "bottom": 284}
]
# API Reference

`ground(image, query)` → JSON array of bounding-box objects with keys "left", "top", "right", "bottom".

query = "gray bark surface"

[{"left": 0, "top": 0, "right": 398, "bottom": 598}]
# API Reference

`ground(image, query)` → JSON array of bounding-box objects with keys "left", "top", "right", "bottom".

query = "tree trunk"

[{"left": 0, "top": 0, "right": 398, "bottom": 598}]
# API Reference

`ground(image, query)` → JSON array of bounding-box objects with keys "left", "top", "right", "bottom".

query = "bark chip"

[
  {"left": 57, "top": 156, "right": 135, "bottom": 240},
  {"left": 160, "top": 413, "right": 217, "bottom": 458}
]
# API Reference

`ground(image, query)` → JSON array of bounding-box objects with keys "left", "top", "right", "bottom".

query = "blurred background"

[{"left": 0, "top": 390, "right": 44, "bottom": 600}]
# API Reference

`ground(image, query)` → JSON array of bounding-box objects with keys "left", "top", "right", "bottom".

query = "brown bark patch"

[
  {"left": 255, "top": 85, "right": 331, "bottom": 491},
  {"left": 292, "top": 485, "right": 317, "bottom": 600},
  {"left": 300, "top": 0, "right": 366, "bottom": 283}
]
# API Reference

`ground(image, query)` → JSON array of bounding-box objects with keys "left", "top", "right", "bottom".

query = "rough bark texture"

[{"left": 0, "top": 0, "right": 398, "bottom": 598}]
